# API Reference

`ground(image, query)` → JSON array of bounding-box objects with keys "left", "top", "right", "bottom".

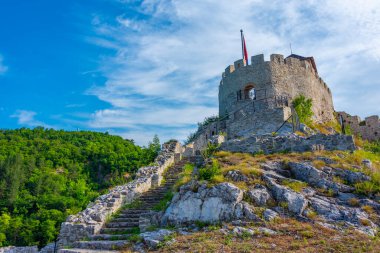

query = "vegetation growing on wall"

[
  {"left": 292, "top": 95, "right": 313, "bottom": 125},
  {"left": 0, "top": 128, "right": 160, "bottom": 247}
]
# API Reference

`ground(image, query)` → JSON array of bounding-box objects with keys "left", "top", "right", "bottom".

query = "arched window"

[{"left": 244, "top": 84, "right": 256, "bottom": 100}]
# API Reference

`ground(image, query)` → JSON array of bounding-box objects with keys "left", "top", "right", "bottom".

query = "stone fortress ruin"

[
  {"left": 219, "top": 53, "right": 334, "bottom": 137},
  {"left": 184, "top": 52, "right": 378, "bottom": 155}
]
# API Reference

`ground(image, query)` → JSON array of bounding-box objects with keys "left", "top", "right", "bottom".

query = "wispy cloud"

[
  {"left": 10, "top": 110, "right": 52, "bottom": 128},
  {"left": 84, "top": 0, "right": 380, "bottom": 144},
  {"left": 0, "top": 54, "right": 8, "bottom": 75}
]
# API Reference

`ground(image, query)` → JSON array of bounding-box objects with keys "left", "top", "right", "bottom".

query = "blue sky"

[{"left": 1, "top": 0, "right": 380, "bottom": 145}]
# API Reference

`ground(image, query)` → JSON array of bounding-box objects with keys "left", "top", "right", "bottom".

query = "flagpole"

[{"left": 240, "top": 29, "right": 244, "bottom": 62}]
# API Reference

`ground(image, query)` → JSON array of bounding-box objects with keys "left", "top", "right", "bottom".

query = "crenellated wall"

[{"left": 219, "top": 53, "right": 335, "bottom": 124}]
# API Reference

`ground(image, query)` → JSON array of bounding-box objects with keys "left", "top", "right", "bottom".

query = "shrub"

[
  {"left": 305, "top": 210, "right": 317, "bottom": 220},
  {"left": 292, "top": 95, "right": 313, "bottom": 124},
  {"left": 364, "top": 141, "right": 380, "bottom": 154},
  {"left": 201, "top": 143, "right": 220, "bottom": 159},
  {"left": 198, "top": 159, "right": 221, "bottom": 181},
  {"left": 362, "top": 205, "right": 375, "bottom": 215},
  {"left": 359, "top": 218, "right": 371, "bottom": 226}
]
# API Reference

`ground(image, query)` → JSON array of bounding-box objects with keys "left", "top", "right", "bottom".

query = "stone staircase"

[{"left": 60, "top": 158, "right": 189, "bottom": 253}]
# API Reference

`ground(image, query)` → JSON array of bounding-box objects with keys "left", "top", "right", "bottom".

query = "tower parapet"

[{"left": 219, "top": 53, "right": 334, "bottom": 123}]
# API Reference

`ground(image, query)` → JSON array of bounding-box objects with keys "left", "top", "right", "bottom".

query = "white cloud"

[
  {"left": 0, "top": 54, "right": 8, "bottom": 75},
  {"left": 85, "top": 0, "right": 380, "bottom": 144},
  {"left": 10, "top": 110, "right": 52, "bottom": 128}
]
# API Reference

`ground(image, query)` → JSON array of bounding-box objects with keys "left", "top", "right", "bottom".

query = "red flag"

[{"left": 241, "top": 30, "right": 249, "bottom": 65}]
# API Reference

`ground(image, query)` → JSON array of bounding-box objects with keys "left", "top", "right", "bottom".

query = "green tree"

[{"left": 0, "top": 128, "right": 159, "bottom": 247}]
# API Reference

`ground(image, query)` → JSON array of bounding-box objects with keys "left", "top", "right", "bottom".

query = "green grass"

[
  {"left": 152, "top": 191, "right": 174, "bottom": 211},
  {"left": 198, "top": 159, "right": 221, "bottom": 181},
  {"left": 123, "top": 199, "right": 143, "bottom": 209},
  {"left": 128, "top": 234, "right": 142, "bottom": 243},
  {"left": 174, "top": 163, "right": 195, "bottom": 190},
  {"left": 282, "top": 180, "right": 308, "bottom": 192}
]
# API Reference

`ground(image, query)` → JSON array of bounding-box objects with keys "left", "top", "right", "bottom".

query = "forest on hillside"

[{"left": 0, "top": 127, "right": 160, "bottom": 247}]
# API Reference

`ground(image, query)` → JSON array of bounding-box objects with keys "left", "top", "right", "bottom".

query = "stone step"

[
  {"left": 111, "top": 218, "right": 139, "bottom": 222},
  {"left": 116, "top": 213, "right": 144, "bottom": 218},
  {"left": 72, "top": 240, "right": 129, "bottom": 250},
  {"left": 105, "top": 222, "right": 139, "bottom": 228},
  {"left": 120, "top": 208, "right": 153, "bottom": 213},
  {"left": 59, "top": 249, "right": 118, "bottom": 253},
  {"left": 89, "top": 234, "right": 131, "bottom": 241},
  {"left": 117, "top": 214, "right": 148, "bottom": 218},
  {"left": 100, "top": 228, "right": 139, "bottom": 234}
]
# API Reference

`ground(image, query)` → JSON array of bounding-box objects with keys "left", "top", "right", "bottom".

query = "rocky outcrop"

[
  {"left": 162, "top": 182, "right": 258, "bottom": 224},
  {"left": 226, "top": 170, "right": 249, "bottom": 182},
  {"left": 261, "top": 161, "right": 378, "bottom": 236},
  {"left": 220, "top": 133, "right": 356, "bottom": 154},
  {"left": 246, "top": 185, "right": 273, "bottom": 206},
  {"left": 264, "top": 175, "right": 308, "bottom": 215},
  {"left": 57, "top": 141, "right": 180, "bottom": 248}
]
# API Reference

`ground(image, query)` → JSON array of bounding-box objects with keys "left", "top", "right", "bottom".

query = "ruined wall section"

[
  {"left": 269, "top": 54, "right": 335, "bottom": 123},
  {"left": 338, "top": 112, "right": 380, "bottom": 141}
]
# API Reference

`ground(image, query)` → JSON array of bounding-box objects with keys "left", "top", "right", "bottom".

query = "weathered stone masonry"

[
  {"left": 185, "top": 53, "right": 337, "bottom": 154},
  {"left": 219, "top": 54, "right": 335, "bottom": 138},
  {"left": 338, "top": 111, "right": 380, "bottom": 141}
]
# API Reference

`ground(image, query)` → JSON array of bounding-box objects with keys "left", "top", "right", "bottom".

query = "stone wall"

[
  {"left": 220, "top": 134, "right": 356, "bottom": 154},
  {"left": 270, "top": 54, "right": 335, "bottom": 123},
  {"left": 227, "top": 107, "right": 291, "bottom": 139},
  {"left": 57, "top": 141, "right": 180, "bottom": 248},
  {"left": 337, "top": 112, "right": 380, "bottom": 141}
]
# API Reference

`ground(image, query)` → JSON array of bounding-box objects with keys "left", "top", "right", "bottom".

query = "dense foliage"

[
  {"left": 0, "top": 128, "right": 160, "bottom": 247},
  {"left": 292, "top": 95, "right": 313, "bottom": 124}
]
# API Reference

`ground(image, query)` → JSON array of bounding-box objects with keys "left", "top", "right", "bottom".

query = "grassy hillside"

[
  {"left": 142, "top": 142, "right": 380, "bottom": 253},
  {"left": 0, "top": 127, "right": 160, "bottom": 247}
]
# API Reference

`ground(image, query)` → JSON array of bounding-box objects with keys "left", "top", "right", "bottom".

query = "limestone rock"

[
  {"left": 140, "top": 229, "right": 174, "bottom": 249},
  {"left": 263, "top": 175, "right": 308, "bottom": 215},
  {"left": 362, "top": 159, "right": 372, "bottom": 169},
  {"left": 232, "top": 227, "right": 255, "bottom": 236},
  {"left": 333, "top": 168, "right": 370, "bottom": 184},
  {"left": 246, "top": 185, "right": 273, "bottom": 206},
  {"left": 258, "top": 227, "right": 277, "bottom": 235},
  {"left": 288, "top": 162, "right": 327, "bottom": 187},
  {"left": 226, "top": 170, "right": 249, "bottom": 182},
  {"left": 263, "top": 209, "right": 279, "bottom": 221},
  {"left": 163, "top": 182, "right": 254, "bottom": 224},
  {"left": 288, "top": 162, "right": 355, "bottom": 193}
]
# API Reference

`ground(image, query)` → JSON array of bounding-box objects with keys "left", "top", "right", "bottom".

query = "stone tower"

[{"left": 218, "top": 53, "right": 335, "bottom": 138}]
